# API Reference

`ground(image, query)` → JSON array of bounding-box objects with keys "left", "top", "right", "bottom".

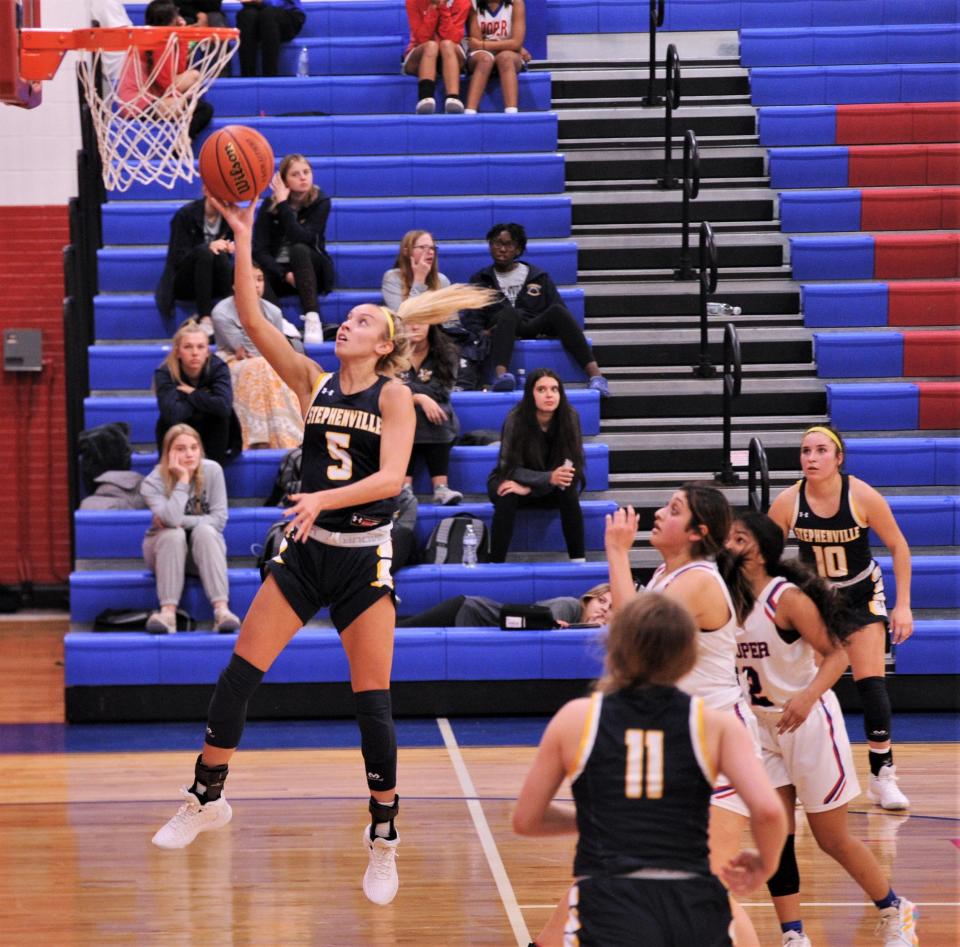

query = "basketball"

[{"left": 198, "top": 125, "right": 274, "bottom": 204}]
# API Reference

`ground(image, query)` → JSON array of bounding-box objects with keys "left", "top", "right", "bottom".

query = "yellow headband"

[
  {"left": 379, "top": 306, "right": 396, "bottom": 339},
  {"left": 803, "top": 426, "right": 843, "bottom": 452}
]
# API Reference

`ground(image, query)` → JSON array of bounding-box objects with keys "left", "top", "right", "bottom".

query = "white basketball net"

[{"left": 77, "top": 31, "right": 237, "bottom": 192}]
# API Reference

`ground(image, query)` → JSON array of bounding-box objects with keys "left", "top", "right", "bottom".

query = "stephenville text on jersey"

[
  {"left": 793, "top": 526, "right": 862, "bottom": 545},
  {"left": 305, "top": 406, "right": 382, "bottom": 434}
]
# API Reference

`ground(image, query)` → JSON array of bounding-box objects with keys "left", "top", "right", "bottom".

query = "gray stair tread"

[
  {"left": 577, "top": 232, "right": 788, "bottom": 249},
  {"left": 547, "top": 31, "right": 741, "bottom": 64},
  {"left": 571, "top": 187, "right": 774, "bottom": 206},
  {"left": 584, "top": 278, "right": 799, "bottom": 296},
  {"left": 590, "top": 327, "right": 811, "bottom": 343}
]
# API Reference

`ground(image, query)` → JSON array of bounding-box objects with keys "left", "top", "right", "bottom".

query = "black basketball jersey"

[
  {"left": 792, "top": 474, "right": 874, "bottom": 584},
  {"left": 571, "top": 686, "right": 714, "bottom": 878},
  {"left": 300, "top": 372, "right": 396, "bottom": 532}
]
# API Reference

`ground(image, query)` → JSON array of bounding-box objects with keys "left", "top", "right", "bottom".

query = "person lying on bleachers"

[
  {"left": 211, "top": 264, "right": 305, "bottom": 450},
  {"left": 398, "top": 582, "right": 611, "bottom": 627},
  {"left": 487, "top": 368, "right": 586, "bottom": 562},
  {"left": 463, "top": 0, "right": 531, "bottom": 114},
  {"left": 155, "top": 319, "right": 242, "bottom": 465},
  {"left": 461, "top": 222, "right": 610, "bottom": 395},
  {"left": 403, "top": 0, "right": 471, "bottom": 114},
  {"left": 253, "top": 153, "right": 335, "bottom": 346},
  {"left": 235, "top": 0, "right": 306, "bottom": 77},
  {"left": 155, "top": 190, "right": 234, "bottom": 338},
  {"left": 141, "top": 422, "right": 241, "bottom": 634}
]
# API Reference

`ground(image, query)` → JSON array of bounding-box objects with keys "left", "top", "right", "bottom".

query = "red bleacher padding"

[
  {"left": 888, "top": 282, "right": 960, "bottom": 326},
  {"left": 873, "top": 234, "right": 960, "bottom": 279},
  {"left": 837, "top": 103, "right": 960, "bottom": 145},
  {"left": 918, "top": 382, "right": 960, "bottom": 430},
  {"left": 928, "top": 144, "right": 960, "bottom": 186},
  {"left": 860, "top": 188, "right": 944, "bottom": 231},
  {"left": 903, "top": 331, "right": 960, "bottom": 377},
  {"left": 848, "top": 145, "right": 929, "bottom": 187},
  {"left": 944, "top": 190, "right": 960, "bottom": 230}
]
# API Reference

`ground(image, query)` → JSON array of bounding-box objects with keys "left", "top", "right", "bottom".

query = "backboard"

[{"left": 1, "top": 0, "right": 43, "bottom": 108}]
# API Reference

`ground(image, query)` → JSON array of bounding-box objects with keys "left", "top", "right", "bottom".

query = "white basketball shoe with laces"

[
  {"left": 151, "top": 787, "right": 232, "bottom": 849},
  {"left": 362, "top": 824, "right": 400, "bottom": 905}
]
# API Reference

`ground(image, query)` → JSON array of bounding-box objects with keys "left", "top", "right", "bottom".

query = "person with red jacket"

[{"left": 403, "top": 0, "right": 471, "bottom": 114}]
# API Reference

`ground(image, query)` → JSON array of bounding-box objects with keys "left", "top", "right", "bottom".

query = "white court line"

[{"left": 437, "top": 717, "right": 531, "bottom": 946}]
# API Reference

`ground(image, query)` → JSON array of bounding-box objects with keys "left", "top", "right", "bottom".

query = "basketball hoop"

[{"left": 19, "top": 26, "right": 238, "bottom": 191}]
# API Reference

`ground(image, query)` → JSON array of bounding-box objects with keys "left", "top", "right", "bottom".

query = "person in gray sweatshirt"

[{"left": 140, "top": 422, "right": 240, "bottom": 634}]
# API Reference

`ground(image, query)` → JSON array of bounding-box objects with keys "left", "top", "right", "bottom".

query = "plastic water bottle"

[
  {"left": 297, "top": 46, "right": 310, "bottom": 78},
  {"left": 707, "top": 301, "right": 742, "bottom": 316},
  {"left": 462, "top": 523, "right": 478, "bottom": 567},
  {"left": 516, "top": 366, "right": 526, "bottom": 389}
]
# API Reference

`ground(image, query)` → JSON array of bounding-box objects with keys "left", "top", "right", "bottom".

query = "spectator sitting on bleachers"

[
  {"left": 397, "top": 319, "right": 464, "bottom": 506},
  {"left": 463, "top": 0, "right": 531, "bottom": 114},
  {"left": 461, "top": 223, "right": 610, "bottom": 395},
  {"left": 155, "top": 319, "right": 241, "bottom": 465},
  {"left": 211, "top": 264, "right": 304, "bottom": 450},
  {"left": 398, "top": 582, "right": 611, "bottom": 627},
  {"left": 253, "top": 153, "right": 335, "bottom": 346},
  {"left": 235, "top": 0, "right": 306, "bottom": 77},
  {"left": 487, "top": 368, "right": 586, "bottom": 562},
  {"left": 155, "top": 190, "right": 234, "bottom": 337},
  {"left": 403, "top": 0, "right": 471, "bottom": 114},
  {"left": 176, "top": 0, "right": 226, "bottom": 26},
  {"left": 141, "top": 422, "right": 241, "bottom": 634}
]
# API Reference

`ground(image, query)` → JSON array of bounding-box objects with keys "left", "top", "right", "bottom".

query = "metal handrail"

[
  {"left": 657, "top": 44, "right": 682, "bottom": 188},
  {"left": 693, "top": 220, "right": 718, "bottom": 377},
  {"left": 674, "top": 129, "right": 700, "bottom": 278},
  {"left": 715, "top": 322, "right": 742, "bottom": 485},
  {"left": 643, "top": 0, "right": 667, "bottom": 107},
  {"left": 747, "top": 437, "right": 771, "bottom": 512}
]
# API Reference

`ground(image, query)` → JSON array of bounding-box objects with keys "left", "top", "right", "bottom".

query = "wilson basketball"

[{"left": 198, "top": 125, "right": 274, "bottom": 203}]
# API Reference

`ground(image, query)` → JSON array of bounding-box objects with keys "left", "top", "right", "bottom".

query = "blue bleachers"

[
  {"left": 827, "top": 383, "right": 918, "bottom": 430},
  {"left": 813, "top": 331, "right": 902, "bottom": 377},
  {"left": 97, "top": 240, "right": 579, "bottom": 292},
  {"left": 113, "top": 153, "right": 567, "bottom": 201},
  {"left": 844, "top": 437, "right": 957, "bottom": 486},
  {"left": 790, "top": 235, "right": 874, "bottom": 280},
  {"left": 802, "top": 283, "right": 888, "bottom": 326},
  {"left": 92, "top": 287, "right": 587, "bottom": 337},
  {"left": 769, "top": 147, "right": 849, "bottom": 188},
  {"left": 101, "top": 198, "right": 572, "bottom": 246},
  {"left": 83, "top": 388, "right": 601, "bottom": 441}
]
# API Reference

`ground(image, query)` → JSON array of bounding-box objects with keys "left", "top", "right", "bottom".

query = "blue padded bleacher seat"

[
  {"left": 882, "top": 0, "right": 960, "bottom": 26},
  {"left": 844, "top": 437, "right": 937, "bottom": 486},
  {"left": 780, "top": 191, "right": 861, "bottom": 233},
  {"left": 93, "top": 287, "right": 586, "bottom": 338},
  {"left": 759, "top": 107, "right": 837, "bottom": 147},
  {"left": 127, "top": 449, "right": 287, "bottom": 498},
  {"left": 84, "top": 388, "right": 601, "bottom": 441},
  {"left": 813, "top": 0, "right": 883, "bottom": 27},
  {"left": 813, "top": 332, "right": 902, "bottom": 378},
  {"left": 935, "top": 438, "right": 960, "bottom": 485},
  {"left": 790, "top": 236, "right": 874, "bottom": 280},
  {"left": 273, "top": 35, "right": 402, "bottom": 76},
  {"left": 891, "top": 24, "right": 960, "bottom": 64},
  {"left": 769, "top": 148, "right": 848, "bottom": 189},
  {"left": 871, "top": 496, "right": 956, "bottom": 546},
  {"left": 826, "top": 383, "right": 918, "bottom": 430},
  {"left": 750, "top": 66, "right": 901, "bottom": 107},
  {"left": 893, "top": 621, "right": 960, "bottom": 675},
  {"left": 97, "top": 240, "right": 578, "bottom": 292},
  {"left": 900, "top": 64, "right": 960, "bottom": 103},
  {"left": 802, "top": 283, "right": 888, "bottom": 327},
  {"left": 877, "top": 555, "right": 960, "bottom": 609}
]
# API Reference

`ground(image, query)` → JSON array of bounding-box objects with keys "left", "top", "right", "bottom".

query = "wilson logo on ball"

[{"left": 224, "top": 141, "right": 251, "bottom": 195}]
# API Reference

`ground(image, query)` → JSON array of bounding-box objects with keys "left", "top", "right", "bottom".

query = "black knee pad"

[
  {"left": 855, "top": 676, "right": 891, "bottom": 743},
  {"left": 205, "top": 653, "right": 265, "bottom": 749},
  {"left": 355, "top": 688, "right": 397, "bottom": 792},
  {"left": 766, "top": 834, "right": 800, "bottom": 898}
]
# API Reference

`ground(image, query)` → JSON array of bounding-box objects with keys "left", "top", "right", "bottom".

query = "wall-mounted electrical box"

[{"left": 3, "top": 329, "right": 43, "bottom": 372}]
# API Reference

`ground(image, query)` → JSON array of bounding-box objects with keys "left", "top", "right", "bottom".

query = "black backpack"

[
  {"left": 423, "top": 514, "right": 490, "bottom": 564},
  {"left": 93, "top": 607, "right": 195, "bottom": 632},
  {"left": 265, "top": 447, "right": 302, "bottom": 507},
  {"left": 78, "top": 422, "right": 132, "bottom": 494},
  {"left": 255, "top": 519, "right": 290, "bottom": 579}
]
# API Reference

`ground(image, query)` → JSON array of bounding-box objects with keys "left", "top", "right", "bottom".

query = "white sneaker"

[
  {"left": 783, "top": 932, "right": 812, "bottom": 947},
  {"left": 432, "top": 483, "right": 462, "bottom": 506},
  {"left": 868, "top": 765, "right": 910, "bottom": 810},
  {"left": 151, "top": 787, "right": 232, "bottom": 849},
  {"left": 280, "top": 317, "right": 301, "bottom": 340},
  {"left": 213, "top": 606, "right": 241, "bottom": 633},
  {"left": 415, "top": 97, "right": 435, "bottom": 114},
  {"left": 146, "top": 611, "right": 176, "bottom": 634},
  {"left": 362, "top": 824, "right": 399, "bottom": 905},
  {"left": 875, "top": 898, "right": 919, "bottom": 946},
  {"left": 444, "top": 96, "right": 464, "bottom": 114},
  {"left": 302, "top": 312, "right": 323, "bottom": 345}
]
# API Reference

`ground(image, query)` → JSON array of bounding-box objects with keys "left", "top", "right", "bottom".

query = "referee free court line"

[{"left": 437, "top": 716, "right": 531, "bottom": 947}]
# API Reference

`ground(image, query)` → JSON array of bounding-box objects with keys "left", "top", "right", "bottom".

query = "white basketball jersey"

[
  {"left": 646, "top": 561, "right": 744, "bottom": 712},
  {"left": 475, "top": 0, "right": 514, "bottom": 41},
  {"left": 737, "top": 577, "right": 819, "bottom": 711}
]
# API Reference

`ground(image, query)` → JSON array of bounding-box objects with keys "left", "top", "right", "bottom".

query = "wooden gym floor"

[{"left": 1, "top": 621, "right": 958, "bottom": 946}]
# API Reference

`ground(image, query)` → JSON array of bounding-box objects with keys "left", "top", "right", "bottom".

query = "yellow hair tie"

[
  {"left": 803, "top": 425, "right": 843, "bottom": 452},
  {"left": 379, "top": 305, "right": 396, "bottom": 339}
]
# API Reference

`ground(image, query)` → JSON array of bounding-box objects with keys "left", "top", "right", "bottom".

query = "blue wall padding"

[
  {"left": 900, "top": 64, "right": 960, "bottom": 102},
  {"left": 65, "top": 634, "right": 162, "bottom": 686},
  {"left": 802, "top": 283, "right": 888, "bottom": 328},
  {"left": 769, "top": 147, "right": 849, "bottom": 188},
  {"left": 893, "top": 621, "right": 960, "bottom": 674},
  {"left": 541, "top": 628, "right": 605, "bottom": 678},
  {"left": 870, "top": 496, "right": 956, "bottom": 546},
  {"left": 935, "top": 439, "right": 960, "bottom": 486},
  {"left": 759, "top": 107, "right": 837, "bottom": 147},
  {"left": 826, "top": 383, "right": 918, "bottom": 430},
  {"left": 780, "top": 191, "right": 862, "bottom": 233},
  {"left": 813, "top": 331, "right": 902, "bottom": 378},
  {"left": 812, "top": 0, "right": 883, "bottom": 26},
  {"left": 751, "top": 65, "right": 915, "bottom": 106},
  {"left": 790, "top": 236, "right": 874, "bottom": 280},
  {"left": 891, "top": 25, "right": 960, "bottom": 63},
  {"left": 445, "top": 630, "right": 544, "bottom": 679},
  {"left": 877, "top": 555, "right": 960, "bottom": 609},
  {"left": 844, "top": 438, "right": 937, "bottom": 486}
]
